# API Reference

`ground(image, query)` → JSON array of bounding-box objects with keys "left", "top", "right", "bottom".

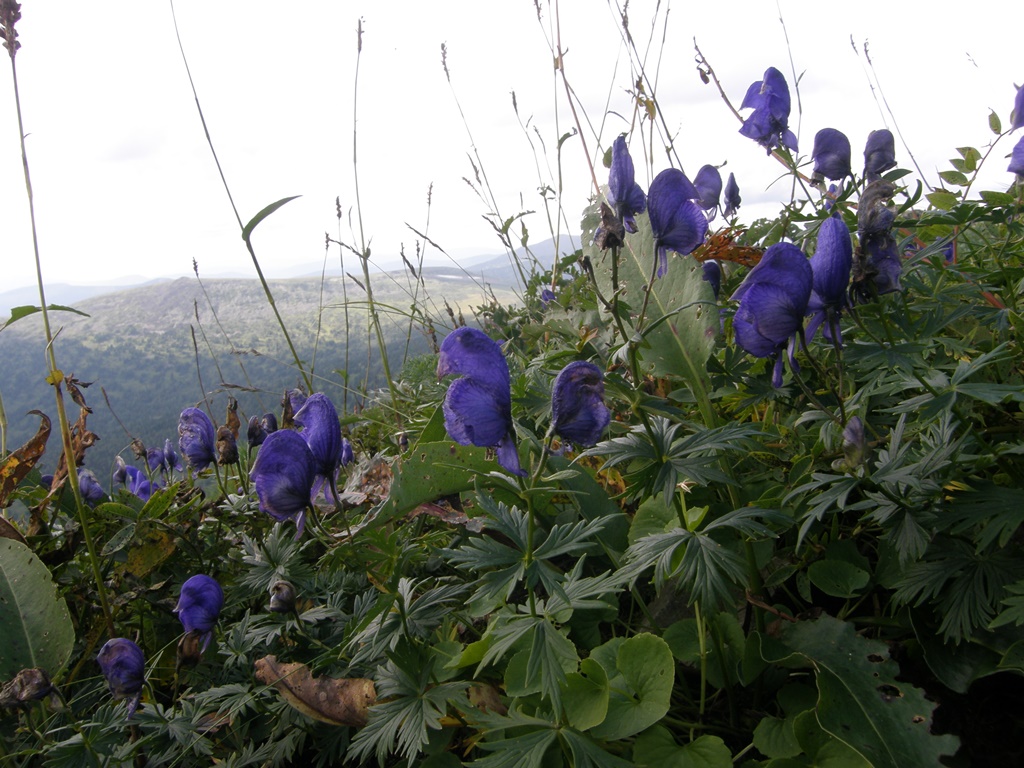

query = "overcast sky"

[{"left": 1, "top": 1, "right": 1021, "bottom": 293}]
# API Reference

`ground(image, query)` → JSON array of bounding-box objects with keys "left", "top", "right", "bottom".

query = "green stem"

[{"left": 5, "top": 45, "right": 114, "bottom": 638}]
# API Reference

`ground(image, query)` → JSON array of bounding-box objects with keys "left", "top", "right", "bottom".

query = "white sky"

[{"left": 1, "top": 1, "right": 1021, "bottom": 293}]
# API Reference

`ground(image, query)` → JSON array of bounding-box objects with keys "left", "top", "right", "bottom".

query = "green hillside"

[{"left": 0, "top": 269, "right": 518, "bottom": 479}]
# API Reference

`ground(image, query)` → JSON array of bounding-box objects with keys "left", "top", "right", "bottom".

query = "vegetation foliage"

[{"left": 2, "top": 2, "right": 1024, "bottom": 766}]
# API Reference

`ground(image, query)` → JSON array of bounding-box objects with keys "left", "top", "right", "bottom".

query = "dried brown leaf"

[{"left": 254, "top": 655, "right": 375, "bottom": 727}]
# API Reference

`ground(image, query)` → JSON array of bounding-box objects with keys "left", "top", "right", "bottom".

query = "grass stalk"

[{"left": 3, "top": 15, "right": 114, "bottom": 637}]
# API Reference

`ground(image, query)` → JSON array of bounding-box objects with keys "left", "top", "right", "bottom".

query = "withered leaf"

[
  {"left": 254, "top": 655, "right": 375, "bottom": 727},
  {"left": 0, "top": 515, "right": 27, "bottom": 544},
  {"left": 0, "top": 410, "right": 50, "bottom": 508}
]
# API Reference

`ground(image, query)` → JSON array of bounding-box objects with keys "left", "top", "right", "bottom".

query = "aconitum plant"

[
  {"left": 551, "top": 361, "right": 611, "bottom": 447},
  {"left": 606, "top": 135, "right": 646, "bottom": 233},
  {"left": 438, "top": 327, "right": 524, "bottom": 476},
  {"left": 806, "top": 213, "right": 854, "bottom": 343},
  {"left": 811, "top": 128, "right": 852, "bottom": 182},
  {"left": 175, "top": 574, "right": 224, "bottom": 652},
  {"left": 249, "top": 429, "right": 318, "bottom": 535},
  {"left": 863, "top": 129, "right": 896, "bottom": 182},
  {"left": 731, "top": 242, "right": 813, "bottom": 387},
  {"left": 97, "top": 638, "right": 145, "bottom": 718},
  {"left": 739, "top": 66, "right": 797, "bottom": 153},
  {"left": 178, "top": 407, "right": 216, "bottom": 472},
  {"left": 647, "top": 168, "right": 708, "bottom": 277}
]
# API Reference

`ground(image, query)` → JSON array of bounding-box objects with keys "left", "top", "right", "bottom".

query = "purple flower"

[
  {"left": 247, "top": 415, "right": 267, "bottom": 449},
  {"left": 551, "top": 361, "right": 611, "bottom": 447},
  {"left": 693, "top": 165, "right": 723, "bottom": 217},
  {"left": 249, "top": 429, "right": 317, "bottom": 535},
  {"left": 437, "top": 327, "right": 524, "bottom": 476},
  {"left": 113, "top": 456, "right": 128, "bottom": 485},
  {"left": 1009, "top": 134, "right": 1024, "bottom": 178},
  {"left": 124, "top": 465, "right": 155, "bottom": 502},
  {"left": 739, "top": 67, "right": 797, "bottom": 153},
  {"left": 78, "top": 468, "right": 106, "bottom": 505},
  {"left": 723, "top": 173, "right": 741, "bottom": 218},
  {"left": 731, "top": 243, "right": 812, "bottom": 387},
  {"left": 163, "top": 439, "right": 183, "bottom": 474},
  {"left": 702, "top": 260, "right": 722, "bottom": 298},
  {"left": 341, "top": 438, "right": 354, "bottom": 466},
  {"left": 178, "top": 407, "right": 216, "bottom": 472},
  {"left": 286, "top": 388, "right": 307, "bottom": 414},
  {"left": 146, "top": 447, "right": 166, "bottom": 474},
  {"left": 854, "top": 180, "right": 901, "bottom": 300},
  {"left": 540, "top": 288, "right": 556, "bottom": 306},
  {"left": 811, "top": 128, "right": 852, "bottom": 182},
  {"left": 97, "top": 638, "right": 145, "bottom": 718},
  {"left": 294, "top": 393, "right": 343, "bottom": 502},
  {"left": 863, "top": 129, "right": 896, "bottom": 182},
  {"left": 647, "top": 168, "right": 709, "bottom": 277},
  {"left": 606, "top": 135, "right": 647, "bottom": 233},
  {"left": 805, "top": 214, "right": 854, "bottom": 344},
  {"left": 1012, "top": 84, "right": 1024, "bottom": 131},
  {"left": 842, "top": 416, "right": 867, "bottom": 468},
  {"left": 175, "top": 574, "right": 224, "bottom": 652}
]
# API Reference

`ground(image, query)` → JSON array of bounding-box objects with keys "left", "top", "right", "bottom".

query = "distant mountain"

[{"left": 0, "top": 255, "right": 544, "bottom": 479}]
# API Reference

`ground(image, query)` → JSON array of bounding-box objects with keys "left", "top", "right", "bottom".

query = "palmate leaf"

[
  {"left": 347, "top": 654, "right": 467, "bottom": 764},
  {"left": 620, "top": 507, "right": 785, "bottom": 610},
  {"left": 584, "top": 418, "right": 760, "bottom": 504}
]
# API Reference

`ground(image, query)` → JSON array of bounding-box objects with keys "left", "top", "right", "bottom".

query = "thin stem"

[{"left": 5, "top": 42, "right": 114, "bottom": 637}]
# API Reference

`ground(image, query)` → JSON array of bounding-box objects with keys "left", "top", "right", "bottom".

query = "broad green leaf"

[
  {"left": 583, "top": 203, "right": 717, "bottom": 392},
  {"left": 663, "top": 618, "right": 701, "bottom": 663},
  {"left": 807, "top": 559, "right": 869, "bottom": 598},
  {"left": 0, "top": 539, "right": 76, "bottom": 679},
  {"left": 379, "top": 440, "right": 511, "bottom": 523},
  {"left": 589, "top": 633, "right": 673, "bottom": 740},
  {"left": 937, "top": 170, "right": 968, "bottom": 187},
  {"left": 241, "top": 195, "right": 301, "bottom": 242},
  {"left": 627, "top": 496, "right": 677, "bottom": 545},
  {"left": 753, "top": 716, "right": 802, "bottom": 759},
  {"left": 926, "top": 190, "right": 959, "bottom": 209},
  {"left": 980, "top": 190, "right": 1015, "bottom": 206},
  {"left": 1, "top": 304, "right": 89, "bottom": 332},
  {"left": 562, "top": 658, "right": 609, "bottom": 731},
  {"left": 632, "top": 727, "right": 731, "bottom": 768},
  {"left": 759, "top": 616, "right": 960, "bottom": 767}
]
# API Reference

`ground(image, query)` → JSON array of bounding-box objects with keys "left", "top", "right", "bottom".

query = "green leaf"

[
  {"left": 1, "top": 304, "right": 90, "bottom": 332},
  {"left": 379, "top": 440, "right": 507, "bottom": 523},
  {"left": 989, "top": 109, "right": 1002, "bottom": 135},
  {"left": 589, "top": 633, "right": 673, "bottom": 740},
  {"left": 628, "top": 496, "right": 677, "bottom": 545},
  {"left": 926, "top": 190, "right": 959, "bottom": 210},
  {"left": 937, "top": 170, "right": 969, "bottom": 187},
  {"left": 759, "top": 616, "right": 960, "bottom": 767},
  {"left": 0, "top": 539, "right": 76, "bottom": 679},
  {"left": 241, "top": 195, "right": 301, "bottom": 242},
  {"left": 753, "top": 716, "right": 802, "bottom": 759},
  {"left": 100, "top": 522, "right": 137, "bottom": 556},
  {"left": 583, "top": 203, "right": 718, "bottom": 391},
  {"left": 633, "top": 727, "right": 731, "bottom": 767},
  {"left": 471, "top": 728, "right": 558, "bottom": 768},
  {"left": 980, "top": 190, "right": 1016, "bottom": 206},
  {"left": 562, "top": 658, "right": 609, "bottom": 731},
  {"left": 807, "top": 559, "right": 869, "bottom": 598}
]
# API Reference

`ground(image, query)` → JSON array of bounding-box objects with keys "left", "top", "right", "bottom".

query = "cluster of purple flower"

[
  {"left": 437, "top": 327, "right": 611, "bottom": 476},
  {"left": 176, "top": 393, "right": 354, "bottom": 537},
  {"left": 97, "top": 572, "right": 224, "bottom": 718}
]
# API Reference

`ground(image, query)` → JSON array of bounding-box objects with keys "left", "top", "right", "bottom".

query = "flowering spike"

[{"left": 438, "top": 328, "right": 524, "bottom": 476}]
